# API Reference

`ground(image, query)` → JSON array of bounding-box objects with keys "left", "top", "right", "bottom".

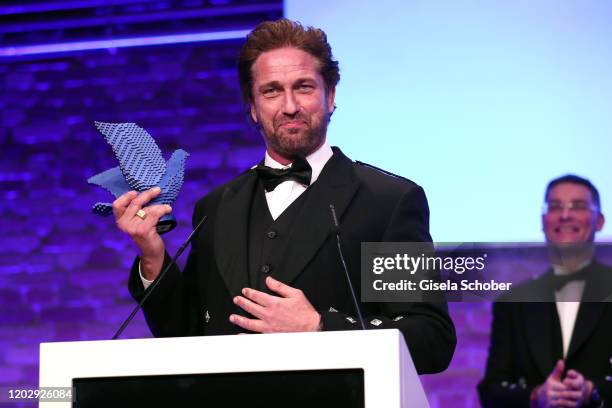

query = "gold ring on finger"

[{"left": 135, "top": 209, "right": 147, "bottom": 220}]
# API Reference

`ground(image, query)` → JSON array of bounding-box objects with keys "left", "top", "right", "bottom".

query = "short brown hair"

[
  {"left": 237, "top": 18, "right": 340, "bottom": 104},
  {"left": 545, "top": 174, "right": 601, "bottom": 210}
]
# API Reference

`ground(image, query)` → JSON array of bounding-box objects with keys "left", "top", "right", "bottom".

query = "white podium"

[{"left": 40, "top": 329, "right": 429, "bottom": 407}]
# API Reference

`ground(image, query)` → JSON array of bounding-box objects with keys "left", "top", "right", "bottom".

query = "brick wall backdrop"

[{"left": 0, "top": 2, "right": 573, "bottom": 407}]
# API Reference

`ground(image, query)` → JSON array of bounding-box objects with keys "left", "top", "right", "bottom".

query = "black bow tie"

[
  {"left": 255, "top": 156, "right": 312, "bottom": 192},
  {"left": 552, "top": 267, "right": 591, "bottom": 291}
]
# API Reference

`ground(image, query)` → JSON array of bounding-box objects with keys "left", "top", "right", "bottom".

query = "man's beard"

[{"left": 262, "top": 114, "right": 329, "bottom": 159}]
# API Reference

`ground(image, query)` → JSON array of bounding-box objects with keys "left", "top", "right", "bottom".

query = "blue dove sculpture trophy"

[{"left": 88, "top": 121, "right": 189, "bottom": 234}]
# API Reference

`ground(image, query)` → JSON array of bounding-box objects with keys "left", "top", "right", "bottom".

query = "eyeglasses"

[{"left": 542, "top": 200, "right": 599, "bottom": 214}]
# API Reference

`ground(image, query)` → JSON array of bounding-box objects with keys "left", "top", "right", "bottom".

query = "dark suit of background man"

[
  {"left": 479, "top": 175, "right": 612, "bottom": 407},
  {"left": 111, "top": 19, "right": 455, "bottom": 374}
]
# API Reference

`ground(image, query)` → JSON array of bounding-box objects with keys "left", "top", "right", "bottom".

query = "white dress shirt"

[
  {"left": 553, "top": 259, "right": 590, "bottom": 357},
  {"left": 140, "top": 142, "right": 334, "bottom": 289}
]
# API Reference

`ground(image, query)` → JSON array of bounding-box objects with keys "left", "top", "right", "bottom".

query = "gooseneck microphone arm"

[{"left": 329, "top": 204, "right": 366, "bottom": 330}]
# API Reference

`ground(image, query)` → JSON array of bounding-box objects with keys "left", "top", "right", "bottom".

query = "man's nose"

[
  {"left": 560, "top": 206, "right": 572, "bottom": 220},
  {"left": 282, "top": 91, "right": 299, "bottom": 115}
]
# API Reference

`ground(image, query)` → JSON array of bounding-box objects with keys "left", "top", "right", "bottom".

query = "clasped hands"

[
  {"left": 230, "top": 276, "right": 322, "bottom": 333},
  {"left": 533, "top": 360, "right": 593, "bottom": 408}
]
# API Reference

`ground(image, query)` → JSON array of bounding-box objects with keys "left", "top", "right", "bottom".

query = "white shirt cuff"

[{"left": 138, "top": 260, "right": 154, "bottom": 290}]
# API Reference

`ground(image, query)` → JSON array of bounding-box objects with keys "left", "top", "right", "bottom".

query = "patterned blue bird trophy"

[{"left": 87, "top": 121, "right": 189, "bottom": 234}]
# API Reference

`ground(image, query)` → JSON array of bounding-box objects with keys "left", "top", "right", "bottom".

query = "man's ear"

[
  {"left": 250, "top": 103, "right": 258, "bottom": 124},
  {"left": 596, "top": 213, "right": 605, "bottom": 232},
  {"left": 326, "top": 87, "right": 336, "bottom": 113}
]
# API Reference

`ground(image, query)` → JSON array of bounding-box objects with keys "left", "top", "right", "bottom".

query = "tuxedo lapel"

[
  {"left": 567, "top": 302, "right": 604, "bottom": 359},
  {"left": 566, "top": 262, "right": 608, "bottom": 358},
  {"left": 522, "top": 301, "right": 562, "bottom": 377},
  {"left": 274, "top": 148, "right": 360, "bottom": 286},
  {"left": 523, "top": 273, "right": 563, "bottom": 377},
  {"left": 214, "top": 171, "right": 258, "bottom": 297}
]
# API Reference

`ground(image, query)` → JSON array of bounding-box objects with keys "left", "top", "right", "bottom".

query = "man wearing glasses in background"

[{"left": 479, "top": 175, "right": 612, "bottom": 407}]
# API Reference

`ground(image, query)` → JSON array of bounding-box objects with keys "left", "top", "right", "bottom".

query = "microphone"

[
  {"left": 329, "top": 204, "right": 366, "bottom": 330},
  {"left": 112, "top": 215, "right": 208, "bottom": 340}
]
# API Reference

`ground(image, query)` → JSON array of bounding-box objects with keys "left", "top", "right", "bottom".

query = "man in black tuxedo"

[
  {"left": 479, "top": 175, "right": 612, "bottom": 407},
  {"left": 112, "top": 19, "right": 455, "bottom": 374}
]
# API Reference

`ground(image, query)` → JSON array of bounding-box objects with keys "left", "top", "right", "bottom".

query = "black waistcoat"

[{"left": 247, "top": 180, "right": 310, "bottom": 292}]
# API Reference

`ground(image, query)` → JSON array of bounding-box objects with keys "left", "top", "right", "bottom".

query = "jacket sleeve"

[
  {"left": 127, "top": 205, "right": 205, "bottom": 338},
  {"left": 321, "top": 185, "right": 456, "bottom": 374},
  {"left": 477, "top": 302, "right": 532, "bottom": 407}
]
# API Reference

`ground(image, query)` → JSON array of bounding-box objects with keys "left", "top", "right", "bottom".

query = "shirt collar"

[{"left": 263, "top": 141, "right": 333, "bottom": 184}]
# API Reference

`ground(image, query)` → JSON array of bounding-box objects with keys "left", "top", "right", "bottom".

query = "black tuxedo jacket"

[
  {"left": 129, "top": 147, "right": 456, "bottom": 374},
  {"left": 478, "top": 261, "right": 612, "bottom": 407}
]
